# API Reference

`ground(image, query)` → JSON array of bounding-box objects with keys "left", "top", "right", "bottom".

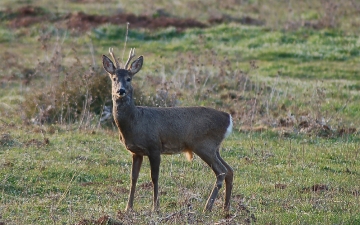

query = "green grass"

[
  {"left": 1, "top": 127, "right": 359, "bottom": 224},
  {"left": 1, "top": 0, "right": 360, "bottom": 224},
  {"left": 89, "top": 24, "right": 360, "bottom": 83}
]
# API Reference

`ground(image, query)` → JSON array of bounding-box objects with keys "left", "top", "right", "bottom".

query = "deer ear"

[
  {"left": 129, "top": 56, "right": 143, "bottom": 75},
  {"left": 102, "top": 55, "right": 116, "bottom": 75}
]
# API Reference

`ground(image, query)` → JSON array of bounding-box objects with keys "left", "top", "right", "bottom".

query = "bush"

[
  {"left": 22, "top": 42, "right": 178, "bottom": 126},
  {"left": 23, "top": 67, "right": 112, "bottom": 125}
]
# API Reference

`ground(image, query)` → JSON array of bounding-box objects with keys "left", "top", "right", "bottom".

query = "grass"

[
  {"left": 1, "top": 0, "right": 360, "bottom": 224},
  {"left": 1, "top": 126, "right": 359, "bottom": 224}
]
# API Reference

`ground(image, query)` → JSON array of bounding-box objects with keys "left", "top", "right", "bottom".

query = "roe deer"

[{"left": 102, "top": 47, "right": 234, "bottom": 212}]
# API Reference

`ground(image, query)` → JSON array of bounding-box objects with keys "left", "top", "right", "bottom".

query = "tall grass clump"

[
  {"left": 21, "top": 34, "right": 180, "bottom": 127},
  {"left": 21, "top": 35, "right": 111, "bottom": 127}
]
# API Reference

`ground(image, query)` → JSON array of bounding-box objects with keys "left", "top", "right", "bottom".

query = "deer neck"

[{"left": 112, "top": 95, "right": 137, "bottom": 131}]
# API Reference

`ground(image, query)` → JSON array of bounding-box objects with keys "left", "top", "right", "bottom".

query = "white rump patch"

[{"left": 224, "top": 114, "right": 233, "bottom": 139}]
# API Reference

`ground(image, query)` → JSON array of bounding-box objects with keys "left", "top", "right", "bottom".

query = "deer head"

[{"left": 102, "top": 48, "right": 143, "bottom": 99}]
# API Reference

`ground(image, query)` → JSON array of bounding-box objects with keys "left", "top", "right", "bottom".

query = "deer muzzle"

[
  {"left": 118, "top": 88, "right": 126, "bottom": 96},
  {"left": 113, "top": 88, "right": 126, "bottom": 98}
]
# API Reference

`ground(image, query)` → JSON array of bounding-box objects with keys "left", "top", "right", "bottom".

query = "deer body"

[
  {"left": 115, "top": 103, "right": 230, "bottom": 156},
  {"left": 103, "top": 48, "right": 233, "bottom": 212}
]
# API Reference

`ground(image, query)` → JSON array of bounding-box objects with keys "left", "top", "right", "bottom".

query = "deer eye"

[{"left": 126, "top": 77, "right": 131, "bottom": 82}]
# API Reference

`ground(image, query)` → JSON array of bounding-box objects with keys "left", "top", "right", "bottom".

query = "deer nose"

[{"left": 118, "top": 89, "right": 126, "bottom": 96}]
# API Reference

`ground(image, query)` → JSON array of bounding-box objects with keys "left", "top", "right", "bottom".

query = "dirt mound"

[
  {"left": 302, "top": 184, "right": 329, "bottom": 192},
  {"left": 65, "top": 11, "right": 207, "bottom": 31},
  {"left": 6, "top": 6, "right": 207, "bottom": 31},
  {"left": 6, "top": 5, "right": 262, "bottom": 31},
  {"left": 76, "top": 215, "right": 122, "bottom": 225},
  {"left": 8, "top": 6, "right": 49, "bottom": 28},
  {"left": 208, "top": 14, "right": 264, "bottom": 26}
]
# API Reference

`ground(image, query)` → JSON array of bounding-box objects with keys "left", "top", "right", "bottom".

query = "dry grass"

[
  {"left": 1, "top": 1, "right": 360, "bottom": 224},
  {"left": 14, "top": 32, "right": 358, "bottom": 138}
]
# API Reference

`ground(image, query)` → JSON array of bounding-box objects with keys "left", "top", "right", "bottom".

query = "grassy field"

[{"left": 1, "top": 0, "right": 360, "bottom": 224}]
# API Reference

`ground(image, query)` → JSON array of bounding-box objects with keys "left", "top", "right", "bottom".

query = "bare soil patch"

[
  {"left": 303, "top": 184, "right": 330, "bottom": 192},
  {"left": 6, "top": 6, "right": 207, "bottom": 31},
  {"left": 7, "top": 6, "right": 49, "bottom": 28},
  {"left": 24, "top": 138, "right": 49, "bottom": 147},
  {"left": 275, "top": 183, "right": 287, "bottom": 190},
  {"left": 208, "top": 14, "right": 264, "bottom": 26},
  {"left": 65, "top": 11, "right": 207, "bottom": 31},
  {"left": 75, "top": 215, "right": 122, "bottom": 225},
  {"left": 5, "top": 5, "right": 263, "bottom": 31}
]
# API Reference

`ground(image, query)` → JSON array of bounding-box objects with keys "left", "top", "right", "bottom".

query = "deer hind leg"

[
  {"left": 195, "top": 147, "right": 228, "bottom": 212},
  {"left": 126, "top": 154, "right": 143, "bottom": 212},
  {"left": 216, "top": 151, "right": 233, "bottom": 211},
  {"left": 148, "top": 153, "right": 161, "bottom": 211}
]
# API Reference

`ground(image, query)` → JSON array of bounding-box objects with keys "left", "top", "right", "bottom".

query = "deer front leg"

[
  {"left": 148, "top": 154, "right": 161, "bottom": 211},
  {"left": 126, "top": 154, "right": 143, "bottom": 212}
]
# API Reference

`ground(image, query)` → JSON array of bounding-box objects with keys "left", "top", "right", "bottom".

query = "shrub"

[{"left": 22, "top": 41, "right": 178, "bottom": 126}]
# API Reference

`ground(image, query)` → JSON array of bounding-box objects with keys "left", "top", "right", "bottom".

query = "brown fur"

[{"left": 102, "top": 48, "right": 234, "bottom": 212}]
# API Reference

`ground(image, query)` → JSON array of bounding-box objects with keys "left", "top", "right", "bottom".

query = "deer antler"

[
  {"left": 124, "top": 48, "right": 136, "bottom": 70},
  {"left": 109, "top": 47, "right": 121, "bottom": 69}
]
